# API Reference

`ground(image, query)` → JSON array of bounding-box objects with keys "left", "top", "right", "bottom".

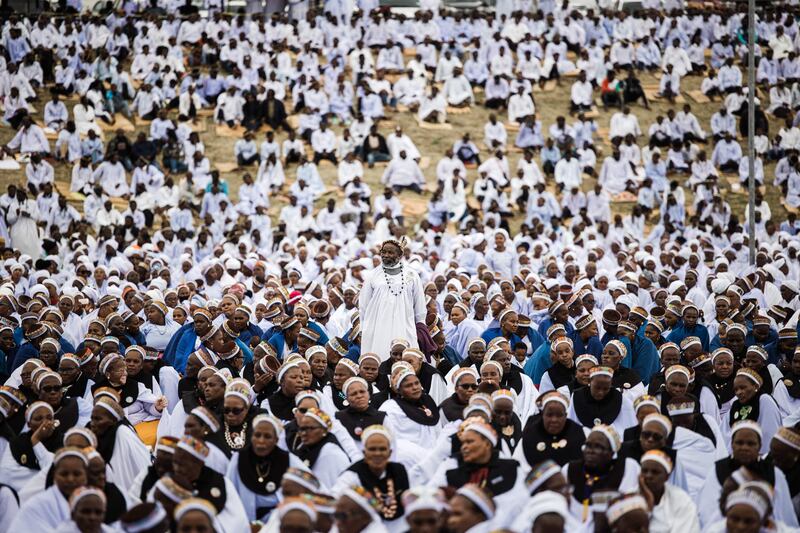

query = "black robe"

[
  {"left": 520, "top": 415, "right": 585, "bottom": 467},
  {"left": 348, "top": 460, "right": 410, "bottom": 521},
  {"left": 335, "top": 406, "right": 386, "bottom": 441},
  {"left": 445, "top": 452, "right": 520, "bottom": 497}
]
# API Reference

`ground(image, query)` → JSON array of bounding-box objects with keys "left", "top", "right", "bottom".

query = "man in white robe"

[
  {"left": 508, "top": 87, "right": 535, "bottom": 124},
  {"left": 93, "top": 154, "right": 130, "bottom": 197},
  {"left": 381, "top": 151, "right": 425, "bottom": 194},
  {"left": 599, "top": 149, "right": 635, "bottom": 195},
  {"left": 443, "top": 67, "right": 473, "bottom": 107},
  {"left": 359, "top": 239, "right": 427, "bottom": 361}
]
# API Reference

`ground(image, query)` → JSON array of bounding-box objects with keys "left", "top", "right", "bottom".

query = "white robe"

[
  {"left": 0, "top": 484, "right": 19, "bottom": 532},
  {"left": 671, "top": 421, "right": 727, "bottom": 499},
  {"left": 697, "top": 462, "right": 798, "bottom": 529},
  {"left": 719, "top": 394, "right": 782, "bottom": 456},
  {"left": 359, "top": 264, "right": 426, "bottom": 361},
  {"left": 0, "top": 438, "right": 53, "bottom": 492},
  {"left": 107, "top": 423, "right": 152, "bottom": 490},
  {"left": 380, "top": 398, "right": 442, "bottom": 449},
  {"left": 649, "top": 484, "right": 700, "bottom": 533},
  {"left": 8, "top": 485, "right": 69, "bottom": 530}
]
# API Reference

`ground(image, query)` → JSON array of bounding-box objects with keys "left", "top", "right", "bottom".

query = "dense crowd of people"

[{"left": 0, "top": 0, "right": 798, "bottom": 532}]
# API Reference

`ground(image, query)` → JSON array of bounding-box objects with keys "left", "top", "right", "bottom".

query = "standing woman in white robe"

[
  {"left": 9, "top": 446, "right": 89, "bottom": 530},
  {"left": 359, "top": 239, "right": 427, "bottom": 362},
  {"left": 6, "top": 189, "right": 41, "bottom": 259}
]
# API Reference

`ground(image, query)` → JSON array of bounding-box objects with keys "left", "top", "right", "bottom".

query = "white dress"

[
  {"left": 7, "top": 199, "right": 41, "bottom": 259},
  {"left": 380, "top": 398, "right": 442, "bottom": 449},
  {"left": 359, "top": 264, "right": 426, "bottom": 361},
  {"left": 0, "top": 484, "right": 19, "bottom": 532},
  {"left": 107, "top": 424, "right": 152, "bottom": 490},
  {"left": 649, "top": 484, "right": 701, "bottom": 533},
  {"left": 8, "top": 485, "right": 69, "bottom": 530}
]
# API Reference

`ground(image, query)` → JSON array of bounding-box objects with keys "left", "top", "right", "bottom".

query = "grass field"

[{"left": 0, "top": 65, "right": 790, "bottom": 235}]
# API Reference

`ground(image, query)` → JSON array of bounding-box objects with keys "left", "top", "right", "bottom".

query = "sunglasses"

[
  {"left": 224, "top": 407, "right": 245, "bottom": 415},
  {"left": 458, "top": 383, "right": 479, "bottom": 390},
  {"left": 640, "top": 430, "right": 665, "bottom": 441},
  {"left": 41, "top": 385, "right": 61, "bottom": 393},
  {"left": 293, "top": 407, "right": 309, "bottom": 415}
]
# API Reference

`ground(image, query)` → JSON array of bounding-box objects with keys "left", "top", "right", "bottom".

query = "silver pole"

[{"left": 747, "top": 0, "right": 756, "bottom": 264}]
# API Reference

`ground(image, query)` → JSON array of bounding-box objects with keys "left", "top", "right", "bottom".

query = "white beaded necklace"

[{"left": 383, "top": 264, "right": 405, "bottom": 297}]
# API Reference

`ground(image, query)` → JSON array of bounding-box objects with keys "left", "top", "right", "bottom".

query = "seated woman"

[
  {"left": 697, "top": 420, "right": 798, "bottom": 529},
  {"left": 514, "top": 391, "right": 585, "bottom": 469},
  {"left": 380, "top": 364, "right": 442, "bottom": 446},
  {"left": 601, "top": 340, "right": 645, "bottom": 400},
  {"left": 323, "top": 358, "right": 360, "bottom": 411},
  {"left": 169, "top": 435, "right": 250, "bottom": 532},
  {"left": 183, "top": 406, "right": 228, "bottom": 474},
  {"left": 537, "top": 337, "right": 576, "bottom": 394},
  {"left": 332, "top": 424, "right": 417, "bottom": 530},
  {"left": 618, "top": 412, "right": 688, "bottom": 492},
  {"left": 554, "top": 354, "right": 596, "bottom": 398},
  {"left": 439, "top": 368, "right": 479, "bottom": 425},
  {"left": 484, "top": 342, "right": 538, "bottom": 423},
  {"left": 567, "top": 366, "right": 637, "bottom": 437},
  {"left": 88, "top": 394, "right": 152, "bottom": 490},
  {"left": 640, "top": 449, "right": 701, "bottom": 533},
  {"left": 335, "top": 377, "right": 386, "bottom": 447},
  {"left": 655, "top": 364, "right": 719, "bottom": 423},
  {"left": 8, "top": 446, "right": 90, "bottom": 530},
  {"left": 427, "top": 419, "right": 527, "bottom": 513},
  {"left": 720, "top": 368, "right": 782, "bottom": 455},
  {"left": 139, "top": 301, "right": 181, "bottom": 353},
  {"left": 742, "top": 345, "right": 794, "bottom": 416},
  {"left": 0, "top": 401, "right": 62, "bottom": 492},
  {"left": 707, "top": 348, "right": 737, "bottom": 421},
  {"left": 91, "top": 354, "right": 167, "bottom": 447},
  {"left": 561, "top": 424, "right": 640, "bottom": 526},
  {"left": 58, "top": 486, "right": 116, "bottom": 533},
  {"left": 446, "top": 484, "right": 496, "bottom": 533},
  {"left": 225, "top": 414, "right": 306, "bottom": 523},
  {"left": 293, "top": 407, "right": 351, "bottom": 491},
  {"left": 401, "top": 348, "right": 448, "bottom": 404}
]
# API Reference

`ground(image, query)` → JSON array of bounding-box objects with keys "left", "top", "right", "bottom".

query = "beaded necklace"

[
  {"left": 224, "top": 421, "right": 248, "bottom": 450},
  {"left": 383, "top": 264, "right": 406, "bottom": 297},
  {"left": 373, "top": 478, "right": 399, "bottom": 519}
]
